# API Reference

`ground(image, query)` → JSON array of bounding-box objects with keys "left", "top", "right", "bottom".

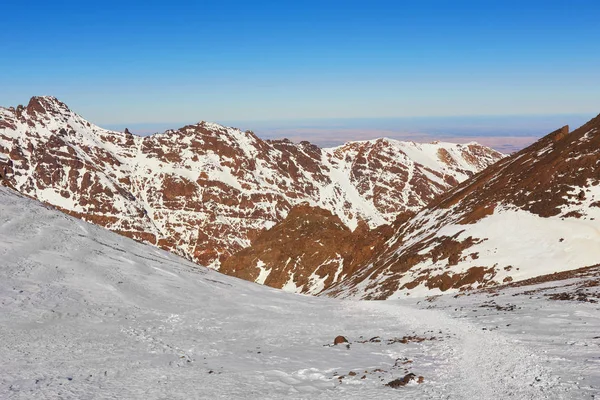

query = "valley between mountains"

[{"left": 1, "top": 97, "right": 600, "bottom": 399}]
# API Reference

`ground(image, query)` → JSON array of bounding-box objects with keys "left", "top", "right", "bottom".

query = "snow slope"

[{"left": 1, "top": 187, "right": 597, "bottom": 399}]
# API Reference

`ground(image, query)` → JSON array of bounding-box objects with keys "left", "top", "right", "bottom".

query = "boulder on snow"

[
  {"left": 333, "top": 335, "right": 348, "bottom": 345},
  {"left": 386, "top": 373, "right": 417, "bottom": 388}
]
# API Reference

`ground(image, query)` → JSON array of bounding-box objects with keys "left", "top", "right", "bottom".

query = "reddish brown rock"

[
  {"left": 386, "top": 373, "right": 417, "bottom": 388},
  {"left": 333, "top": 336, "right": 348, "bottom": 345},
  {"left": 219, "top": 204, "right": 397, "bottom": 294}
]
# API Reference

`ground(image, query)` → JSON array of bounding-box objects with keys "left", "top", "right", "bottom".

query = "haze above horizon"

[{"left": 3, "top": 0, "right": 599, "bottom": 151}]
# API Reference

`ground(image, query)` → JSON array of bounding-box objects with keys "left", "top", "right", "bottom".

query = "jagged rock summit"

[{"left": 0, "top": 96, "right": 503, "bottom": 270}]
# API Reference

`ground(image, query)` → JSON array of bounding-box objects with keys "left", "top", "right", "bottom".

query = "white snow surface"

[
  {"left": 254, "top": 260, "right": 271, "bottom": 285},
  {"left": 383, "top": 202, "right": 600, "bottom": 299},
  {"left": 1, "top": 187, "right": 598, "bottom": 399}
]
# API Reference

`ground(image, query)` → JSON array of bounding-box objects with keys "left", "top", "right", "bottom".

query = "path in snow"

[{"left": 355, "top": 300, "right": 566, "bottom": 399}]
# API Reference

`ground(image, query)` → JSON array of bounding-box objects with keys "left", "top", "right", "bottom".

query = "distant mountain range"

[{"left": 0, "top": 96, "right": 501, "bottom": 271}]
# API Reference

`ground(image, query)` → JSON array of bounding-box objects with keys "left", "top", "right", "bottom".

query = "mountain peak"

[{"left": 26, "top": 96, "right": 71, "bottom": 116}]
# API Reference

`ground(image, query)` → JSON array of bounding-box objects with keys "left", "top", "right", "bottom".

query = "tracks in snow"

[{"left": 355, "top": 300, "right": 567, "bottom": 400}]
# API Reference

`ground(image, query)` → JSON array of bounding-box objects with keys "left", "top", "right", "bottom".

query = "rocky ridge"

[{"left": 0, "top": 96, "right": 503, "bottom": 268}]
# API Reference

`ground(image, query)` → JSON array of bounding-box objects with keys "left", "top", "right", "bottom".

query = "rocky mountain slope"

[
  {"left": 0, "top": 96, "right": 502, "bottom": 268},
  {"left": 327, "top": 117, "right": 600, "bottom": 299},
  {"left": 220, "top": 204, "right": 406, "bottom": 294},
  {"left": 226, "top": 116, "right": 600, "bottom": 297}
]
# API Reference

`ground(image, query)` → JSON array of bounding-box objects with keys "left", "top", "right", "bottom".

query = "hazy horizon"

[{"left": 102, "top": 113, "right": 594, "bottom": 153}]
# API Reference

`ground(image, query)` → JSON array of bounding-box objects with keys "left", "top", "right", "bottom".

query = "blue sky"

[{"left": 2, "top": 0, "right": 599, "bottom": 148}]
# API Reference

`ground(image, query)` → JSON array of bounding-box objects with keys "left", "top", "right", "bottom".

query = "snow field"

[{"left": 0, "top": 187, "right": 596, "bottom": 399}]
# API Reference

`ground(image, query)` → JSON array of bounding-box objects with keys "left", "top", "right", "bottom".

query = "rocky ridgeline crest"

[{"left": 0, "top": 96, "right": 502, "bottom": 277}]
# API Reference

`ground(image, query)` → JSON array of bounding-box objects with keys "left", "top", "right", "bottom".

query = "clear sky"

[{"left": 2, "top": 0, "right": 599, "bottom": 146}]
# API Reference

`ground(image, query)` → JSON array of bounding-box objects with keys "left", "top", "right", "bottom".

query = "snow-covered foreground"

[{"left": 0, "top": 187, "right": 598, "bottom": 399}]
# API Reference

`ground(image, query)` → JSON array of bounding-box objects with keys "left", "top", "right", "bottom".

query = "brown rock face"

[
  {"left": 324, "top": 139, "right": 503, "bottom": 219},
  {"left": 0, "top": 96, "right": 502, "bottom": 272},
  {"left": 220, "top": 204, "right": 397, "bottom": 294},
  {"left": 386, "top": 373, "right": 417, "bottom": 388}
]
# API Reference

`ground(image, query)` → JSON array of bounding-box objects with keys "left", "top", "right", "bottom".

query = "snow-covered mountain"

[
  {"left": 223, "top": 116, "right": 600, "bottom": 297},
  {"left": 1, "top": 186, "right": 598, "bottom": 399},
  {"left": 324, "top": 117, "right": 600, "bottom": 299},
  {"left": 0, "top": 96, "right": 503, "bottom": 268}
]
